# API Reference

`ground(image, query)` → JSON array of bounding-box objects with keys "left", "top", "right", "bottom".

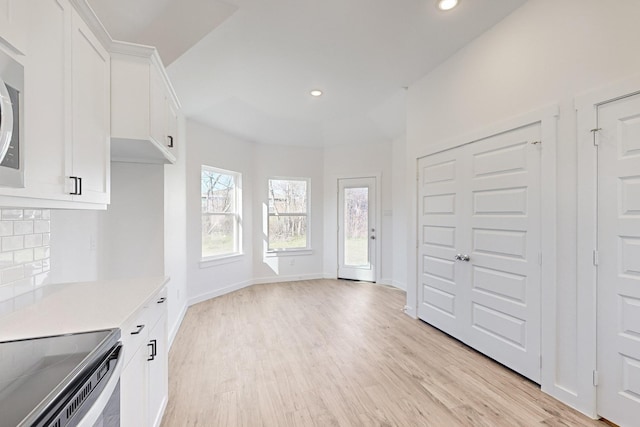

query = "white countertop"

[{"left": 0, "top": 276, "right": 169, "bottom": 341}]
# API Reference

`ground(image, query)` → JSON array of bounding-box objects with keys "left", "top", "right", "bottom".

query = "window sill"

[
  {"left": 264, "top": 249, "right": 313, "bottom": 258},
  {"left": 199, "top": 253, "right": 243, "bottom": 269}
]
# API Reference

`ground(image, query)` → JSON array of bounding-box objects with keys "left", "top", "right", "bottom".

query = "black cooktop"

[{"left": 0, "top": 329, "right": 119, "bottom": 427}]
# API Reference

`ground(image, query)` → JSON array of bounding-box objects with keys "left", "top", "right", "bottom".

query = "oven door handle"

[
  {"left": 76, "top": 344, "right": 124, "bottom": 427},
  {"left": 0, "top": 79, "right": 14, "bottom": 164}
]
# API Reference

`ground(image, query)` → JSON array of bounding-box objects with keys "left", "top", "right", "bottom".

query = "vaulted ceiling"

[{"left": 88, "top": 0, "right": 526, "bottom": 147}]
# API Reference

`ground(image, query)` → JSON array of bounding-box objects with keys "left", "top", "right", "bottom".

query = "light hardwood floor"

[{"left": 161, "top": 279, "right": 607, "bottom": 426}]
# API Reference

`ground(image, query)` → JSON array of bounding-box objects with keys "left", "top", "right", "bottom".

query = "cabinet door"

[
  {"left": 147, "top": 314, "right": 168, "bottom": 427},
  {"left": 165, "top": 98, "right": 178, "bottom": 158},
  {"left": 149, "top": 65, "right": 166, "bottom": 149},
  {"left": 0, "top": 0, "right": 27, "bottom": 53},
  {"left": 69, "top": 10, "right": 110, "bottom": 204},
  {"left": 17, "top": 0, "right": 71, "bottom": 201},
  {"left": 121, "top": 343, "right": 148, "bottom": 427}
]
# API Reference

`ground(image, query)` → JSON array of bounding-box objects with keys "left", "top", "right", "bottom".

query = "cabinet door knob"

[
  {"left": 131, "top": 324, "right": 145, "bottom": 335},
  {"left": 147, "top": 339, "right": 157, "bottom": 361},
  {"left": 168, "top": 135, "right": 174, "bottom": 148},
  {"left": 157, "top": 297, "right": 166, "bottom": 304}
]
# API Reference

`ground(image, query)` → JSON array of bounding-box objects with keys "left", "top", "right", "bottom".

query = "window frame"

[
  {"left": 200, "top": 165, "right": 242, "bottom": 262},
  {"left": 267, "top": 176, "right": 311, "bottom": 253}
]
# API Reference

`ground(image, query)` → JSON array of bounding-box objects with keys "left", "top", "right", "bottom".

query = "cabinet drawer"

[
  {"left": 121, "top": 305, "right": 151, "bottom": 368},
  {"left": 147, "top": 286, "right": 167, "bottom": 330}
]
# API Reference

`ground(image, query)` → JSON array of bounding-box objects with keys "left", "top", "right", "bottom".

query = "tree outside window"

[
  {"left": 268, "top": 178, "right": 310, "bottom": 250},
  {"left": 201, "top": 166, "right": 241, "bottom": 258}
]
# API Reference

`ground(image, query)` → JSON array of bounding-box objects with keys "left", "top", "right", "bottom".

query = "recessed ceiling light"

[
  {"left": 437, "top": 0, "right": 458, "bottom": 11},
  {"left": 310, "top": 90, "right": 323, "bottom": 97}
]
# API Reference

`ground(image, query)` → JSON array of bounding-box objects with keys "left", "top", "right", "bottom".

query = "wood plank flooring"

[{"left": 161, "top": 279, "right": 606, "bottom": 426}]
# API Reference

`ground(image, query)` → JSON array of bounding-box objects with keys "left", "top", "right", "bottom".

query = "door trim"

[
  {"left": 335, "top": 174, "right": 382, "bottom": 283},
  {"left": 411, "top": 104, "right": 559, "bottom": 406},
  {"left": 575, "top": 73, "right": 640, "bottom": 418}
]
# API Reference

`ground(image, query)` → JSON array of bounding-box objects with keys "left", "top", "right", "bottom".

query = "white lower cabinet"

[{"left": 120, "top": 287, "right": 168, "bottom": 427}]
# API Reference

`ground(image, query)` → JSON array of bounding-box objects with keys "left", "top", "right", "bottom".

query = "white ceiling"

[{"left": 88, "top": 0, "right": 526, "bottom": 147}]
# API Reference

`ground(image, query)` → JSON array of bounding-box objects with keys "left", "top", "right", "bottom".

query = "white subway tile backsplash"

[
  {"left": 2, "top": 236, "right": 23, "bottom": 252},
  {"left": 0, "top": 284, "right": 13, "bottom": 302},
  {"left": 24, "top": 261, "right": 43, "bottom": 276},
  {"left": 2, "top": 265, "right": 24, "bottom": 284},
  {"left": 34, "top": 220, "right": 49, "bottom": 233},
  {"left": 34, "top": 271, "right": 49, "bottom": 288},
  {"left": 14, "top": 249, "right": 33, "bottom": 264},
  {"left": 1, "top": 210, "right": 23, "bottom": 220},
  {"left": 24, "top": 234, "right": 43, "bottom": 248},
  {"left": 0, "top": 253, "right": 12, "bottom": 269},
  {"left": 14, "top": 221, "right": 34, "bottom": 235},
  {"left": 0, "top": 209, "right": 50, "bottom": 300},
  {"left": 34, "top": 247, "right": 50, "bottom": 261},
  {"left": 13, "top": 277, "right": 34, "bottom": 296},
  {"left": 0, "top": 221, "right": 12, "bottom": 237},
  {"left": 23, "top": 210, "right": 42, "bottom": 220}
]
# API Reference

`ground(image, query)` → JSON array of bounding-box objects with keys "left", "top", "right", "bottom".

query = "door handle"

[{"left": 454, "top": 254, "right": 471, "bottom": 262}]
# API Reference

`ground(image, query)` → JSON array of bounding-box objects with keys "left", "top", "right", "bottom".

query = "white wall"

[
  {"left": 50, "top": 209, "right": 102, "bottom": 283},
  {"left": 323, "top": 141, "right": 394, "bottom": 285},
  {"left": 165, "top": 114, "right": 188, "bottom": 343},
  {"left": 101, "top": 162, "right": 164, "bottom": 280},
  {"left": 186, "top": 121, "right": 254, "bottom": 303},
  {"left": 405, "top": 0, "right": 640, "bottom": 416},
  {"left": 391, "top": 134, "right": 407, "bottom": 291}
]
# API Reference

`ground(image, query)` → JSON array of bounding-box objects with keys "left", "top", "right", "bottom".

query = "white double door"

[
  {"left": 596, "top": 92, "right": 640, "bottom": 427},
  {"left": 418, "top": 123, "right": 542, "bottom": 382}
]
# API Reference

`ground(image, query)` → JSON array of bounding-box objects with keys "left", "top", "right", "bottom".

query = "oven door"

[{"left": 0, "top": 78, "right": 13, "bottom": 164}]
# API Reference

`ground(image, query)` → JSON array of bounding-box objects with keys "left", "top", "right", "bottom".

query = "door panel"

[
  {"left": 418, "top": 123, "right": 541, "bottom": 382},
  {"left": 597, "top": 92, "right": 640, "bottom": 427},
  {"left": 338, "top": 177, "right": 376, "bottom": 282}
]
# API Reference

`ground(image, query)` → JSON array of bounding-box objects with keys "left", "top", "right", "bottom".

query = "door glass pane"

[{"left": 344, "top": 187, "right": 369, "bottom": 266}]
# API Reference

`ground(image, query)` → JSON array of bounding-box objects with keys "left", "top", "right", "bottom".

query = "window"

[
  {"left": 268, "top": 178, "right": 310, "bottom": 250},
  {"left": 201, "top": 166, "right": 241, "bottom": 259}
]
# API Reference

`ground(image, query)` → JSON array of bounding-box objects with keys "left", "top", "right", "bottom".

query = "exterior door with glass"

[{"left": 338, "top": 177, "right": 376, "bottom": 282}]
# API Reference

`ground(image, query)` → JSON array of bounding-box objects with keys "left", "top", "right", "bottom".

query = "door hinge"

[
  {"left": 416, "top": 239, "right": 419, "bottom": 249},
  {"left": 593, "top": 370, "right": 599, "bottom": 386},
  {"left": 593, "top": 249, "right": 599, "bottom": 266},
  {"left": 591, "top": 128, "right": 601, "bottom": 146}
]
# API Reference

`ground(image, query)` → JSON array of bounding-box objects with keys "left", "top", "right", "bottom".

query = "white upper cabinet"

[
  {"left": 0, "top": 0, "right": 110, "bottom": 209},
  {"left": 69, "top": 9, "right": 110, "bottom": 204},
  {"left": 110, "top": 43, "right": 180, "bottom": 165},
  {"left": 0, "top": 0, "right": 28, "bottom": 54}
]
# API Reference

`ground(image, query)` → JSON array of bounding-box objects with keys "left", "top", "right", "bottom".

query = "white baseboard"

[
  {"left": 392, "top": 280, "right": 407, "bottom": 291},
  {"left": 186, "top": 274, "right": 325, "bottom": 308},
  {"left": 323, "top": 272, "right": 336, "bottom": 279},
  {"left": 168, "top": 302, "right": 188, "bottom": 348},
  {"left": 252, "top": 273, "right": 324, "bottom": 285},
  {"left": 404, "top": 305, "right": 417, "bottom": 319},
  {"left": 188, "top": 279, "right": 253, "bottom": 306}
]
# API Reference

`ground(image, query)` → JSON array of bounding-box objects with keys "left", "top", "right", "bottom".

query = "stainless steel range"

[{"left": 0, "top": 329, "right": 123, "bottom": 427}]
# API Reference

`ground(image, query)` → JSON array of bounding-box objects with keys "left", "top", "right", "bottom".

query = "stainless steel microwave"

[{"left": 0, "top": 48, "right": 24, "bottom": 188}]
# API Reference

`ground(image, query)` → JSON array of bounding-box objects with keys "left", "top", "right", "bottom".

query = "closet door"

[
  {"left": 418, "top": 148, "right": 471, "bottom": 337},
  {"left": 465, "top": 123, "right": 542, "bottom": 383},
  {"left": 417, "top": 123, "right": 542, "bottom": 382},
  {"left": 596, "top": 92, "right": 640, "bottom": 427}
]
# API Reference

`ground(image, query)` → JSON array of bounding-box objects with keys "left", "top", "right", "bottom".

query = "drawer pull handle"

[
  {"left": 147, "top": 339, "right": 157, "bottom": 361},
  {"left": 157, "top": 297, "right": 166, "bottom": 304},
  {"left": 131, "top": 324, "right": 145, "bottom": 335}
]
